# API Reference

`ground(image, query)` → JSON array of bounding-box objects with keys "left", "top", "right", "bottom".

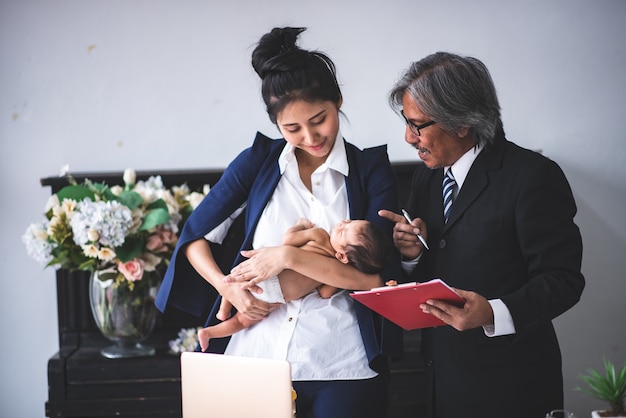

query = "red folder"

[{"left": 350, "top": 279, "right": 465, "bottom": 330}]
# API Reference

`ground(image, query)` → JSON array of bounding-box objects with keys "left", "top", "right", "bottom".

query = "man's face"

[{"left": 401, "top": 93, "right": 473, "bottom": 169}]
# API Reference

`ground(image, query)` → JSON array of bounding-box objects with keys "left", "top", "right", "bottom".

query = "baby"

[{"left": 198, "top": 218, "right": 391, "bottom": 351}]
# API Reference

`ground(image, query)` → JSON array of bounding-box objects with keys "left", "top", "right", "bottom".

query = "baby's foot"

[{"left": 198, "top": 328, "right": 212, "bottom": 352}]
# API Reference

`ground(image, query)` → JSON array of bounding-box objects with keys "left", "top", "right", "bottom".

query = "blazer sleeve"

[{"left": 155, "top": 132, "right": 283, "bottom": 315}]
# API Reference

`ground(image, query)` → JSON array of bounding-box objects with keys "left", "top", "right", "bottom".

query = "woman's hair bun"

[{"left": 252, "top": 27, "right": 307, "bottom": 79}]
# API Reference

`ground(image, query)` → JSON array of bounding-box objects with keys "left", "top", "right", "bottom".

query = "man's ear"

[
  {"left": 335, "top": 251, "right": 350, "bottom": 264},
  {"left": 457, "top": 126, "right": 470, "bottom": 138}
]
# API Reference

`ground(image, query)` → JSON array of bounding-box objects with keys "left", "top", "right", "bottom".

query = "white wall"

[{"left": 2, "top": 1, "right": 625, "bottom": 417}]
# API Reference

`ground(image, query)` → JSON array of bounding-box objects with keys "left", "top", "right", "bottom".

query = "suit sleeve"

[{"left": 503, "top": 158, "right": 585, "bottom": 332}]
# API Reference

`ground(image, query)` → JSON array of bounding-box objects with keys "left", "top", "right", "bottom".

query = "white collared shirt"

[{"left": 223, "top": 132, "right": 376, "bottom": 381}]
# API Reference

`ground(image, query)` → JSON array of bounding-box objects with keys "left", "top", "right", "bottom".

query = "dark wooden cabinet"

[{"left": 43, "top": 164, "right": 427, "bottom": 418}]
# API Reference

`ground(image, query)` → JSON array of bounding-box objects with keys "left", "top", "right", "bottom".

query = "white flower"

[
  {"left": 202, "top": 184, "right": 211, "bottom": 196},
  {"left": 59, "top": 164, "right": 69, "bottom": 177},
  {"left": 98, "top": 247, "right": 116, "bottom": 262},
  {"left": 87, "top": 229, "right": 100, "bottom": 242},
  {"left": 172, "top": 184, "right": 190, "bottom": 199},
  {"left": 123, "top": 168, "right": 136, "bottom": 186},
  {"left": 45, "top": 195, "right": 60, "bottom": 212},
  {"left": 169, "top": 327, "right": 200, "bottom": 354},
  {"left": 71, "top": 200, "right": 133, "bottom": 247},
  {"left": 82, "top": 244, "right": 99, "bottom": 258},
  {"left": 130, "top": 208, "right": 144, "bottom": 233},
  {"left": 166, "top": 212, "right": 182, "bottom": 234},
  {"left": 188, "top": 192, "right": 206, "bottom": 210},
  {"left": 160, "top": 189, "right": 181, "bottom": 216},
  {"left": 61, "top": 199, "right": 77, "bottom": 216},
  {"left": 22, "top": 222, "right": 55, "bottom": 264},
  {"left": 110, "top": 185, "right": 123, "bottom": 196},
  {"left": 134, "top": 176, "right": 165, "bottom": 203}
]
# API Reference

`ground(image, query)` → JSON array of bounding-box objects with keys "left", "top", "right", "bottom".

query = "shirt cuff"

[
  {"left": 483, "top": 299, "right": 516, "bottom": 337},
  {"left": 401, "top": 253, "right": 422, "bottom": 275}
]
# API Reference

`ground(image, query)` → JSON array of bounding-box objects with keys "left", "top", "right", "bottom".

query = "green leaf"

[
  {"left": 139, "top": 207, "right": 169, "bottom": 230},
  {"left": 115, "top": 190, "right": 143, "bottom": 210},
  {"left": 115, "top": 236, "right": 145, "bottom": 262},
  {"left": 56, "top": 185, "right": 95, "bottom": 203},
  {"left": 90, "top": 182, "right": 110, "bottom": 195},
  {"left": 146, "top": 198, "right": 168, "bottom": 211},
  {"left": 100, "top": 187, "right": 119, "bottom": 202},
  {"left": 96, "top": 271, "right": 117, "bottom": 282}
]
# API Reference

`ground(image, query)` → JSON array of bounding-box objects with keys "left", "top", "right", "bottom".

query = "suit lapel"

[{"left": 443, "top": 142, "right": 505, "bottom": 231}]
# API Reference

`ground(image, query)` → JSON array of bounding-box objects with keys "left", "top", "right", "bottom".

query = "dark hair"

[
  {"left": 251, "top": 27, "right": 342, "bottom": 124},
  {"left": 344, "top": 221, "right": 392, "bottom": 275},
  {"left": 389, "top": 52, "right": 505, "bottom": 147}
]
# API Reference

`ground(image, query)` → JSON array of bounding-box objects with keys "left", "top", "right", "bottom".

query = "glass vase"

[{"left": 89, "top": 270, "right": 161, "bottom": 358}]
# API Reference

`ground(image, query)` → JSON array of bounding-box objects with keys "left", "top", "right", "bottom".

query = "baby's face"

[{"left": 330, "top": 220, "right": 368, "bottom": 251}]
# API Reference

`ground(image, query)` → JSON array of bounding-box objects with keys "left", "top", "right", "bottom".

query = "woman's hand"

[
  {"left": 219, "top": 280, "right": 279, "bottom": 321},
  {"left": 228, "top": 245, "right": 381, "bottom": 291},
  {"left": 378, "top": 209, "right": 428, "bottom": 260},
  {"left": 227, "top": 247, "right": 292, "bottom": 290}
]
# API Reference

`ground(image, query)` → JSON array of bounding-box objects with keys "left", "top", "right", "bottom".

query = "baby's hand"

[{"left": 296, "top": 218, "right": 314, "bottom": 229}]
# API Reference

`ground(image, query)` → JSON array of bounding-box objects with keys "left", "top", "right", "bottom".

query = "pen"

[{"left": 401, "top": 209, "right": 430, "bottom": 250}]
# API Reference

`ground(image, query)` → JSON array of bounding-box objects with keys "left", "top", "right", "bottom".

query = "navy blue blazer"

[{"left": 156, "top": 132, "right": 403, "bottom": 371}]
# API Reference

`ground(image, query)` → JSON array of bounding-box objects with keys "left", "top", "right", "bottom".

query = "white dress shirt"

[{"left": 219, "top": 133, "right": 376, "bottom": 381}]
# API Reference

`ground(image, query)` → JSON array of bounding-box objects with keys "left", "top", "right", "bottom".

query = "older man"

[{"left": 379, "top": 52, "right": 585, "bottom": 418}]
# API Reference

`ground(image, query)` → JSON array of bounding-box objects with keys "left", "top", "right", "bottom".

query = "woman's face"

[{"left": 276, "top": 99, "right": 341, "bottom": 162}]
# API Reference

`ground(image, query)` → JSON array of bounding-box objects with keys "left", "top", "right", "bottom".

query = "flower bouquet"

[{"left": 23, "top": 167, "right": 208, "bottom": 357}]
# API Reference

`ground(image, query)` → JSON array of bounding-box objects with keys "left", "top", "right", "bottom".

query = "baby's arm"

[
  {"left": 283, "top": 218, "right": 318, "bottom": 247},
  {"left": 280, "top": 219, "right": 339, "bottom": 299}
]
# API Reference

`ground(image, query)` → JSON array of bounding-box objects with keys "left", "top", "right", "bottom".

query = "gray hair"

[{"left": 389, "top": 52, "right": 505, "bottom": 147}]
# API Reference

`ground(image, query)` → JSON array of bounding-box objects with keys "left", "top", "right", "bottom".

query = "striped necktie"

[{"left": 442, "top": 169, "right": 456, "bottom": 223}]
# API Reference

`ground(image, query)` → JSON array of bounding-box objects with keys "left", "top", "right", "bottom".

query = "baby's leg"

[
  {"left": 317, "top": 284, "right": 339, "bottom": 299},
  {"left": 278, "top": 270, "right": 323, "bottom": 301},
  {"left": 216, "top": 298, "right": 233, "bottom": 321},
  {"left": 198, "top": 313, "right": 254, "bottom": 352}
]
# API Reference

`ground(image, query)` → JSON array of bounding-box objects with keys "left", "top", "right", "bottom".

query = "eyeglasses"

[{"left": 401, "top": 110, "right": 437, "bottom": 136}]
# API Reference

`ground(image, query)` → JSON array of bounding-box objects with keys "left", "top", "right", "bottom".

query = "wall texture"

[{"left": 1, "top": 1, "right": 625, "bottom": 417}]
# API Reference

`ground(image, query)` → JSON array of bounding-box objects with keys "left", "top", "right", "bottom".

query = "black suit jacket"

[{"left": 406, "top": 139, "right": 585, "bottom": 418}]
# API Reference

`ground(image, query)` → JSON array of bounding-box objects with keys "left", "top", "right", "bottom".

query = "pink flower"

[
  {"left": 118, "top": 259, "right": 144, "bottom": 282},
  {"left": 146, "top": 234, "right": 167, "bottom": 253},
  {"left": 146, "top": 227, "right": 178, "bottom": 253},
  {"left": 160, "top": 228, "right": 177, "bottom": 244}
]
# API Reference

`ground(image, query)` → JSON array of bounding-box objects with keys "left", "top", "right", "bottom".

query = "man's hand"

[
  {"left": 420, "top": 288, "right": 494, "bottom": 331},
  {"left": 378, "top": 209, "right": 428, "bottom": 260}
]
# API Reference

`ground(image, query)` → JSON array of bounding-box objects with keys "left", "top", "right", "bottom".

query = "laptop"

[{"left": 180, "top": 352, "right": 294, "bottom": 418}]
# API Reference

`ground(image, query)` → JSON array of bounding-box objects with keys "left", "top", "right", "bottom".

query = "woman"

[{"left": 155, "top": 27, "right": 402, "bottom": 418}]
